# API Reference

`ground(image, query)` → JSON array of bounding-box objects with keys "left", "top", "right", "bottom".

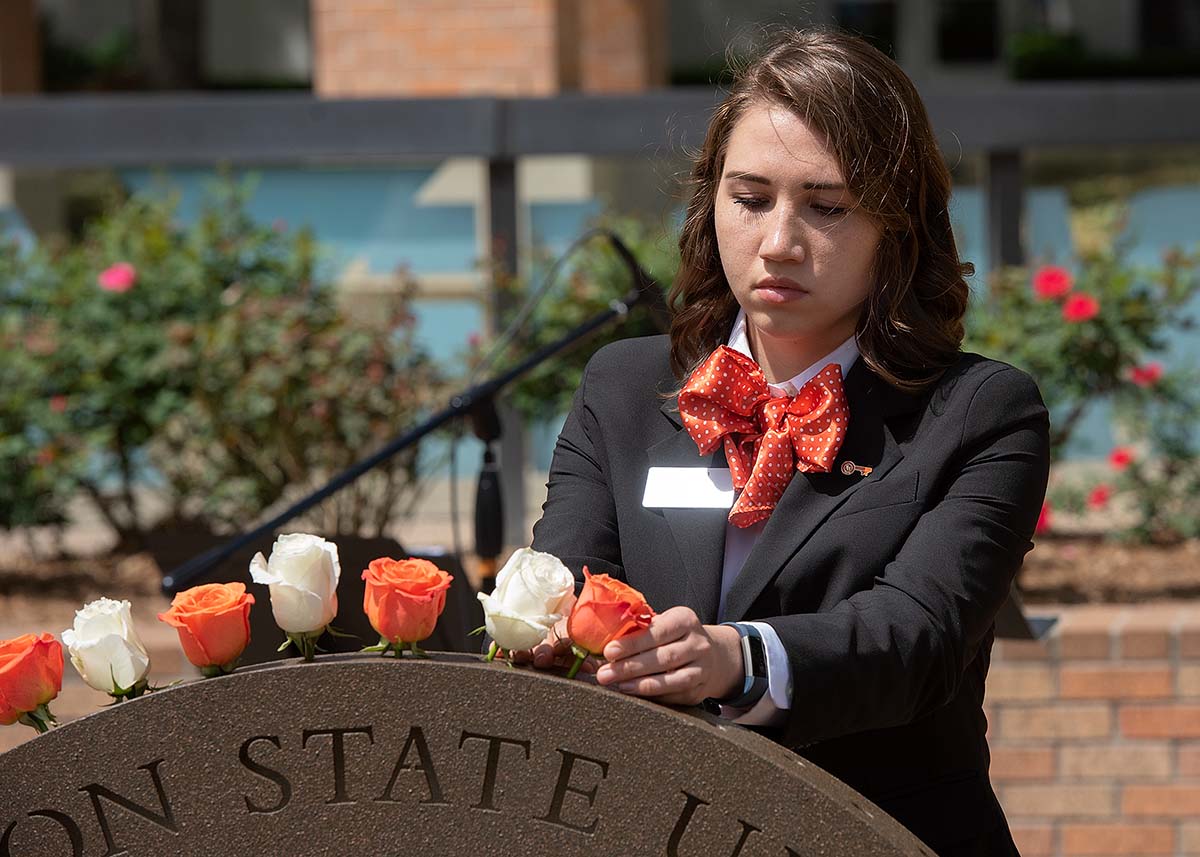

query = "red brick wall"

[
  {"left": 311, "top": 0, "right": 666, "bottom": 98},
  {"left": 0, "top": 0, "right": 41, "bottom": 94},
  {"left": 987, "top": 603, "right": 1200, "bottom": 856}
]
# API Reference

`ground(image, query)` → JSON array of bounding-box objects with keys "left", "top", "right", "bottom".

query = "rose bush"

[
  {"left": 965, "top": 207, "right": 1200, "bottom": 542},
  {"left": 0, "top": 177, "right": 443, "bottom": 548}
]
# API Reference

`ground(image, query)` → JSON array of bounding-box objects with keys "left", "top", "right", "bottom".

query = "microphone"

[
  {"left": 601, "top": 230, "right": 673, "bottom": 333},
  {"left": 469, "top": 397, "right": 504, "bottom": 595}
]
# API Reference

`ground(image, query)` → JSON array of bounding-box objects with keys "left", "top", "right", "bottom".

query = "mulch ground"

[{"left": 2, "top": 536, "right": 1197, "bottom": 632}]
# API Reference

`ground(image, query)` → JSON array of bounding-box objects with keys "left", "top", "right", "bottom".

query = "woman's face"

[{"left": 714, "top": 101, "right": 882, "bottom": 376}]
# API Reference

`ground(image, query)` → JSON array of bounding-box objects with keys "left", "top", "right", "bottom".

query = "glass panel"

[
  {"left": 835, "top": 1, "right": 899, "bottom": 58},
  {"left": 937, "top": 0, "right": 1000, "bottom": 63}
]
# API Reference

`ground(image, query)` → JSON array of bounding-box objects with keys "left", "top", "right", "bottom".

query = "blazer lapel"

[
  {"left": 646, "top": 401, "right": 727, "bottom": 625},
  {"left": 719, "top": 360, "right": 915, "bottom": 622}
]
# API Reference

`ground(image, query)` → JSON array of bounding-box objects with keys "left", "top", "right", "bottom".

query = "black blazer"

[{"left": 530, "top": 335, "right": 1050, "bottom": 856}]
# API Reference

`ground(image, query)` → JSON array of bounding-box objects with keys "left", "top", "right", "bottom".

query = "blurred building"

[{"left": 1, "top": 0, "right": 1198, "bottom": 477}]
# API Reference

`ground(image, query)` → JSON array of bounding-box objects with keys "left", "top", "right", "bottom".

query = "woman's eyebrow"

[{"left": 723, "top": 170, "right": 845, "bottom": 191}]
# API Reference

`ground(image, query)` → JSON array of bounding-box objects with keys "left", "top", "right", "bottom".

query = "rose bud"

[
  {"left": 565, "top": 568, "right": 654, "bottom": 678},
  {"left": 249, "top": 533, "right": 341, "bottom": 661},
  {"left": 0, "top": 633, "right": 64, "bottom": 733},
  {"left": 477, "top": 548, "right": 575, "bottom": 660},
  {"left": 62, "top": 597, "right": 151, "bottom": 700},
  {"left": 361, "top": 558, "right": 453, "bottom": 657},
  {"left": 158, "top": 583, "right": 255, "bottom": 677}
]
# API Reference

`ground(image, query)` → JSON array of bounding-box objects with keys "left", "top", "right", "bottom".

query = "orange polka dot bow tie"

[{"left": 678, "top": 345, "right": 850, "bottom": 528}]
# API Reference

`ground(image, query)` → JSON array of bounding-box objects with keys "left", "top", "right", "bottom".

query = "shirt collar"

[{"left": 726, "top": 308, "right": 860, "bottom": 396}]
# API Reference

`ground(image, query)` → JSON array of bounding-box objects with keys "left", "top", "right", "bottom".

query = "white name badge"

[{"left": 642, "top": 467, "right": 734, "bottom": 509}]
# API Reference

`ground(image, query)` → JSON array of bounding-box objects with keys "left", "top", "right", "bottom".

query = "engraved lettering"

[
  {"left": 458, "top": 730, "right": 530, "bottom": 812},
  {"left": 1, "top": 810, "right": 84, "bottom": 857},
  {"left": 302, "top": 726, "right": 374, "bottom": 805},
  {"left": 375, "top": 726, "right": 447, "bottom": 805},
  {"left": 239, "top": 735, "right": 292, "bottom": 814},
  {"left": 80, "top": 759, "right": 178, "bottom": 856},
  {"left": 535, "top": 748, "right": 609, "bottom": 835},
  {"left": 666, "top": 790, "right": 762, "bottom": 857}
]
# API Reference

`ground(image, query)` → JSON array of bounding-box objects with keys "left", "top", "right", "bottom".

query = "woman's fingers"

[
  {"left": 595, "top": 640, "right": 694, "bottom": 686},
  {"left": 612, "top": 665, "right": 704, "bottom": 699},
  {"left": 603, "top": 605, "right": 697, "bottom": 661}
]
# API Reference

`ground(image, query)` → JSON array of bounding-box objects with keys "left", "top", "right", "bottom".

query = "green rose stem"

[
  {"left": 485, "top": 641, "right": 499, "bottom": 662},
  {"left": 361, "top": 637, "right": 429, "bottom": 658},
  {"left": 108, "top": 676, "right": 152, "bottom": 700},
  {"left": 566, "top": 644, "right": 590, "bottom": 680},
  {"left": 18, "top": 703, "right": 57, "bottom": 734},
  {"left": 279, "top": 631, "right": 321, "bottom": 662},
  {"left": 199, "top": 664, "right": 237, "bottom": 679}
]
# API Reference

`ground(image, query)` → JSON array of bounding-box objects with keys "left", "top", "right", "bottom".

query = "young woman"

[{"left": 519, "top": 29, "right": 1048, "bottom": 857}]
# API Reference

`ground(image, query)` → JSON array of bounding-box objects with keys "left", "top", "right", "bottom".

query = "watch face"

[{"left": 748, "top": 636, "right": 767, "bottom": 677}]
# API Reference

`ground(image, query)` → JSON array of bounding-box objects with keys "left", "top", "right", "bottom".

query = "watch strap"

[{"left": 704, "top": 622, "right": 768, "bottom": 711}]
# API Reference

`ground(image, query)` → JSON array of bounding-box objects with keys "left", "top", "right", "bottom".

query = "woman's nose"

[{"left": 759, "top": 209, "right": 807, "bottom": 263}]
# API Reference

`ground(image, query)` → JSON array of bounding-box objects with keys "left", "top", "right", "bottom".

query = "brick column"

[
  {"left": 0, "top": 0, "right": 41, "bottom": 94},
  {"left": 310, "top": 0, "right": 667, "bottom": 97}
]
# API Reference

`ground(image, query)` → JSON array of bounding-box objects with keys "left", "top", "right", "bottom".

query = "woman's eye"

[
  {"left": 810, "top": 203, "right": 847, "bottom": 216},
  {"left": 732, "top": 197, "right": 768, "bottom": 212}
]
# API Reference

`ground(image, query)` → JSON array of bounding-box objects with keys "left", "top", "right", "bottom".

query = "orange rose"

[
  {"left": 0, "top": 633, "right": 63, "bottom": 731},
  {"left": 158, "top": 582, "right": 255, "bottom": 674},
  {"left": 567, "top": 567, "right": 655, "bottom": 657},
  {"left": 361, "top": 557, "right": 453, "bottom": 655}
]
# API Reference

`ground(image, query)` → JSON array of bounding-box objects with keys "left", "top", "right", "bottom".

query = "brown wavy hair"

[{"left": 669, "top": 29, "right": 972, "bottom": 392}]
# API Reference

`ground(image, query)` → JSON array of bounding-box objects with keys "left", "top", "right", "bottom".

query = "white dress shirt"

[{"left": 717, "top": 309, "right": 860, "bottom": 726}]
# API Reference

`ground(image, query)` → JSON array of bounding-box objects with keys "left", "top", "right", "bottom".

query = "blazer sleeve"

[
  {"left": 530, "top": 356, "right": 625, "bottom": 592},
  {"left": 759, "top": 365, "right": 1051, "bottom": 749}
]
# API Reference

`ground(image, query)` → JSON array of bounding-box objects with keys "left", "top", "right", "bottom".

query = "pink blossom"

[
  {"left": 1032, "top": 266, "right": 1073, "bottom": 300},
  {"left": 49, "top": 395, "right": 68, "bottom": 414},
  {"left": 1062, "top": 293, "right": 1100, "bottom": 323},
  {"left": 1108, "top": 447, "right": 1134, "bottom": 471},
  {"left": 97, "top": 262, "right": 137, "bottom": 293},
  {"left": 1035, "top": 502, "right": 1052, "bottom": 535},
  {"left": 1087, "top": 484, "right": 1112, "bottom": 509},
  {"left": 1127, "top": 362, "right": 1164, "bottom": 387}
]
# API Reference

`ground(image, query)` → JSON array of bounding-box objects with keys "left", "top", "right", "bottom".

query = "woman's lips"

[{"left": 753, "top": 277, "right": 809, "bottom": 304}]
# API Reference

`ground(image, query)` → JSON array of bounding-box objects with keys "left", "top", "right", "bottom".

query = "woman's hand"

[
  {"left": 593, "top": 606, "right": 743, "bottom": 706},
  {"left": 507, "top": 596, "right": 599, "bottom": 674}
]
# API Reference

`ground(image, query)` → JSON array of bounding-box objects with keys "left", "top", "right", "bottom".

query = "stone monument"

[{"left": 0, "top": 653, "right": 933, "bottom": 856}]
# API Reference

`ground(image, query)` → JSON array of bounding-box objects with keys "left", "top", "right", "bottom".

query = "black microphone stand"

[{"left": 163, "top": 287, "right": 656, "bottom": 594}]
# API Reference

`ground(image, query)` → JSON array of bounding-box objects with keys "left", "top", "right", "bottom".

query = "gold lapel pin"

[{"left": 840, "top": 461, "right": 873, "bottom": 477}]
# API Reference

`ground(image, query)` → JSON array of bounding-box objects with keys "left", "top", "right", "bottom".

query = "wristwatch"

[{"left": 703, "top": 622, "right": 768, "bottom": 712}]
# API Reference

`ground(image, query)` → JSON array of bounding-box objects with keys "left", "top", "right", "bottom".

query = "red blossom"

[
  {"left": 97, "top": 262, "right": 137, "bottom": 293},
  {"left": 1127, "top": 362, "right": 1164, "bottom": 387},
  {"left": 49, "top": 395, "right": 68, "bottom": 414},
  {"left": 1032, "top": 265, "right": 1073, "bottom": 300},
  {"left": 1062, "top": 293, "right": 1100, "bottom": 323},
  {"left": 1035, "top": 501, "right": 1052, "bottom": 535},
  {"left": 1108, "top": 446, "right": 1134, "bottom": 471},
  {"left": 1087, "top": 484, "right": 1112, "bottom": 509}
]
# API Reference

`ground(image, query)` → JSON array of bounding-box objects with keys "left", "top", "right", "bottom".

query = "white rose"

[
  {"left": 477, "top": 548, "right": 575, "bottom": 651},
  {"left": 249, "top": 533, "right": 340, "bottom": 634},
  {"left": 61, "top": 598, "right": 151, "bottom": 694}
]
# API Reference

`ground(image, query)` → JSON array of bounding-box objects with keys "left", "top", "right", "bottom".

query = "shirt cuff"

[{"left": 717, "top": 621, "right": 792, "bottom": 727}]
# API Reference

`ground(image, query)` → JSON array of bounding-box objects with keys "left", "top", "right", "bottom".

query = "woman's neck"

[{"left": 747, "top": 326, "right": 849, "bottom": 384}]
